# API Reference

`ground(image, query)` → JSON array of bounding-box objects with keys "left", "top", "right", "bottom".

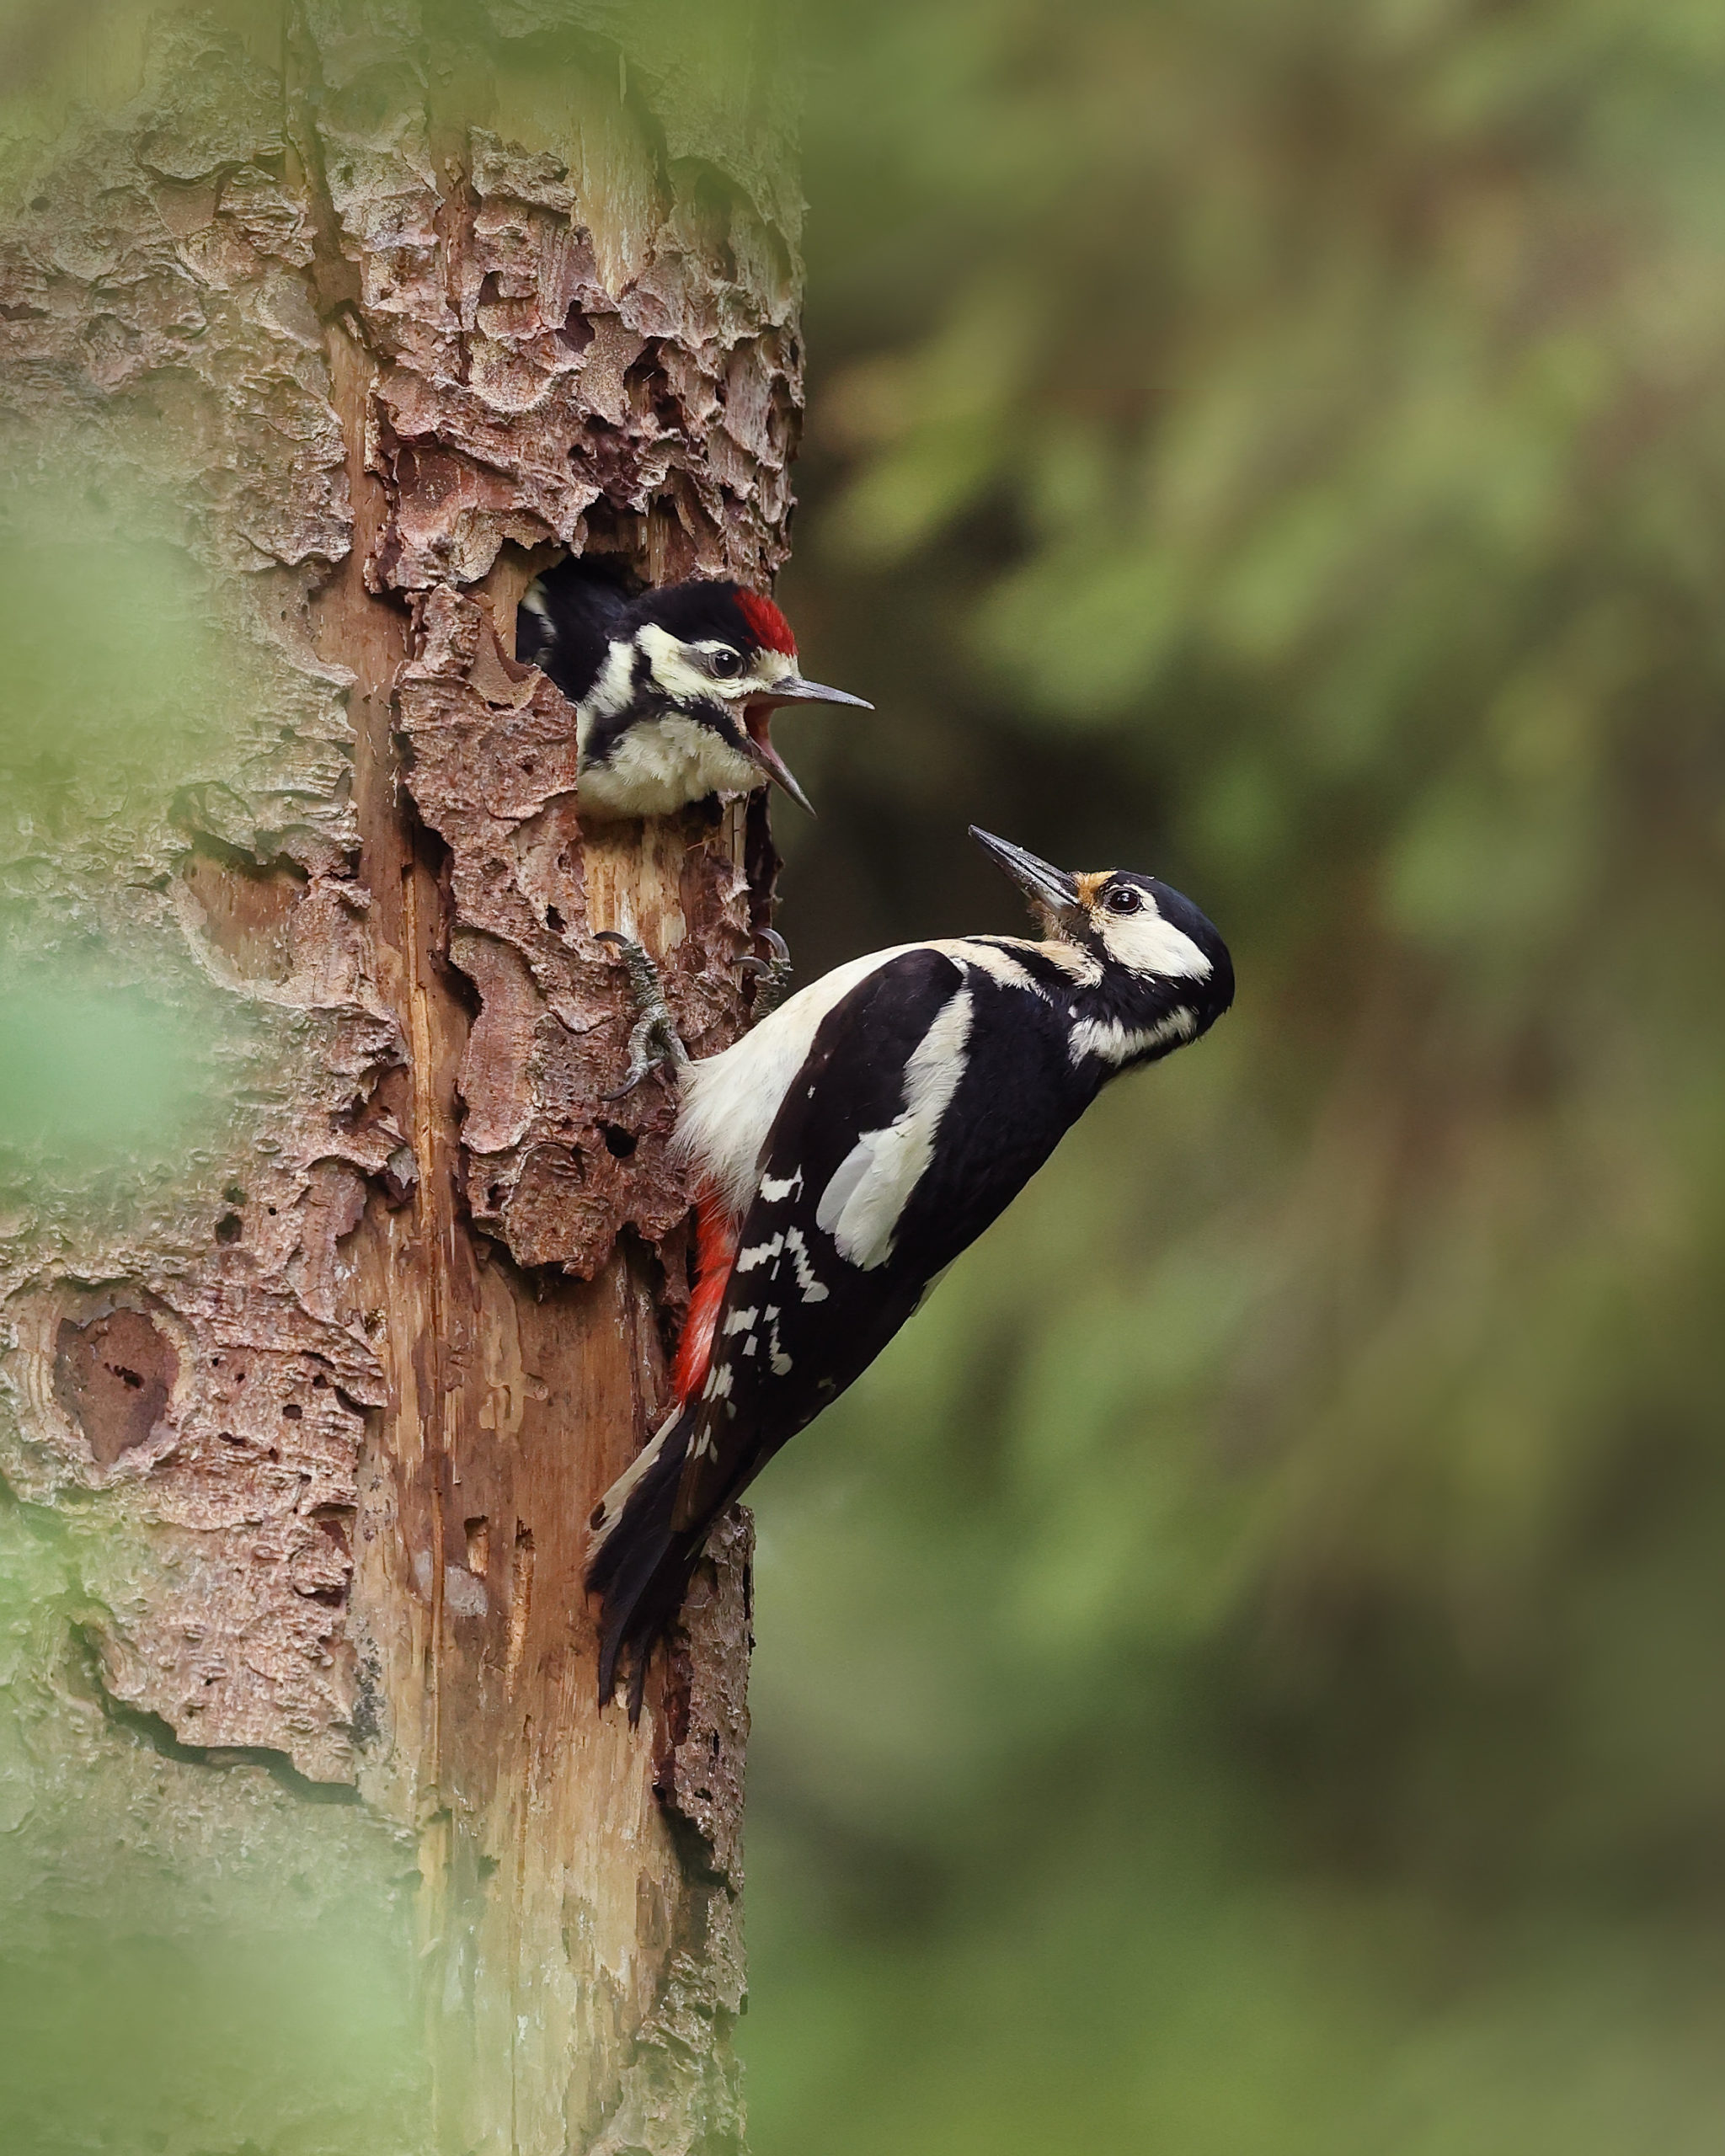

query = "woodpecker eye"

[
  {"left": 1104, "top": 886, "right": 1144, "bottom": 915},
  {"left": 709, "top": 647, "right": 745, "bottom": 678}
]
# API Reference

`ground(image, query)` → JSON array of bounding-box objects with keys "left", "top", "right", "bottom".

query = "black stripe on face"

[{"left": 580, "top": 645, "right": 743, "bottom": 771}]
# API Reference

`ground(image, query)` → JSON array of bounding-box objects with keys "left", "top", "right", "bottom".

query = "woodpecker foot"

[
  {"left": 595, "top": 931, "right": 691, "bottom": 1098},
  {"left": 743, "top": 928, "right": 793, "bottom": 1019}
]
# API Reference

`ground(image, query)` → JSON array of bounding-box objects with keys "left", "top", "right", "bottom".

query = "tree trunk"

[{"left": 0, "top": 8, "right": 798, "bottom": 2150}]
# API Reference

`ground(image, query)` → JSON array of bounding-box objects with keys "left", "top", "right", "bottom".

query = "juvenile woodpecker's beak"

[
  {"left": 969, "top": 827, "right": 1082, "bottom": 930},
  {"left": 751, "top": 675, "right": 874, "bottom": 712},
  {"left": 743, "top": 731, "right": 817, "bottom": 816}
]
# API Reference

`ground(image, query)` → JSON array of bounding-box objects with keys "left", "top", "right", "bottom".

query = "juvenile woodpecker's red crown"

[{"left": 735, "top": 590, "right": 798, "bottom": 657}]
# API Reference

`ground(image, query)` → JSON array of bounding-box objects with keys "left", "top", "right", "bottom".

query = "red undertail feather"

[
  {"left": 735, "top": 589, "right": 797, "bottom": 658},
  {"left": 674, "top": 1181, "right": 739, "bottom": 1406}
]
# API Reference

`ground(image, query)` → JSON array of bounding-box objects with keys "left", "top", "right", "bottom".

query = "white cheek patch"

[
  {"left": 1099, "top": 900, "right": 1212, "bottom": 980},
  {"left": 637, "top": 625, "right": 797, "bottom": 707},
  {"left": 816, "top": 987, "right": 974, "bottom": 1271},
  {"left": 635, "top": 622, "right": 729, "bottom": 708},
  {"left": 745, "top": 648, "right": 797, "bottom": 696}
]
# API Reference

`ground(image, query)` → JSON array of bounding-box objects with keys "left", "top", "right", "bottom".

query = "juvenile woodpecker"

[
  {"left": 516, "top": 561, "right": 871, "bottom": 819},
  {"left": 587, "top": 826, "right": 1236, "bottom": 1714}
]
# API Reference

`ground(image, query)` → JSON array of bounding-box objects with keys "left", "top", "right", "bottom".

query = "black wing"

[
  {"left": 588, "top": 946, "right": 1086, "bottom": 1709},
  {"left": 515, "top": 557, "right": 636, "bottom": 701}
]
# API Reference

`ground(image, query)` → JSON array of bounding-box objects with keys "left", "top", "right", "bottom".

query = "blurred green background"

[{"left": 749, "top": 1, "right": 1725, "bottom": 2150}]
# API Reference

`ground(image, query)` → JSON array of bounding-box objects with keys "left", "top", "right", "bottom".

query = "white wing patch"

[
  {"left": 816, "top": 987, "right": 974, "bottom": 1271},
  {"left": 1069, "top": 1006, "right": 1196, "bottom": 1066},
  {"left": 676, "top": 935, "right": 1094, "bottom": 1220},
  {"left": 782, "top": 1226, "right": 829, "bottom": 1302},
  {"left": 929, "top": 938, "right": 1046, "bottom": 993},
  {"left": 734, "top": 1227, "right": 829, "bottom": 1302},
  {"left": 676, "top": 943, "right": 930, "bottom": 1216}
]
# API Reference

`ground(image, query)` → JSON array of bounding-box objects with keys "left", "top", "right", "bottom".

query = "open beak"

[
  {"left": 740, "top": 678, "right": 872, "bottom": 818},
  {"left": 742, "top": 728, "right": 817, "bottom": 816},
  {"left": 969, "top": 826, "right": 1083, "bottom": 929}
]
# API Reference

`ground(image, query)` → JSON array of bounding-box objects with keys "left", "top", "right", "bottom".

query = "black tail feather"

[{"left": 587, "top": 1407, "right": 702, "bottom": 1718}]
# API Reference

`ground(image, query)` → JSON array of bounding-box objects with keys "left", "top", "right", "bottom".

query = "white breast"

[{"left": 578, "top": 713, "right": 761, "bottom": 820}]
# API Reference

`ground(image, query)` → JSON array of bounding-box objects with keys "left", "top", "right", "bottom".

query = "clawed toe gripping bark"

[
  {"left": 596, "top": 931, "right": 692, "bottom": 1099},
  {"left": 742, "top": 926, "right": 794, "bottom": 1017}
]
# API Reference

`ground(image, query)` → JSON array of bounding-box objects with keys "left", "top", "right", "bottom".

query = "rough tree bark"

[{"left": 0, "top": 8, "right": 799, "bottom": 2150}]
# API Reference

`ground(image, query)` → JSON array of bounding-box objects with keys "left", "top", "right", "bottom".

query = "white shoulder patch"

[
  {"left": 675, "top": 943, "right": 929, "bottom": 1216},
  {"left": 815, "top": 986, "right": 975, "bottom": 1271},
  {"left": 579, "top": 639, "right": 637, "bottom": 726},
  {"left": 927, "top": 937, "right": 1047, "bottom": 993}
]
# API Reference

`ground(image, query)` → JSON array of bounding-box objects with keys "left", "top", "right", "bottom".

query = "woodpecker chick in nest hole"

[{"left": 516, "top": 560, "right": 872, "bottom": 820}]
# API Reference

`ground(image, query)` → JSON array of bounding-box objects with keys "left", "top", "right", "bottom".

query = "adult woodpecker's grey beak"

[{"left": 969, "top": 827, "right": 1083, "bottom": 929}]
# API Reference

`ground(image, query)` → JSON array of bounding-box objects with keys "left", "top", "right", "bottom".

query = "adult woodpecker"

[
  {"left": 587, "top": 825, "right": 1235, "bottom": 1714},
  {"left": 515, "top": 560, "right": 872, "bottom": 819}
]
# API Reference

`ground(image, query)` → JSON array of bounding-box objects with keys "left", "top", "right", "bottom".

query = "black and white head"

[
  {"left": 520, "top": 569, "right": 871, "bottom": 820},
  {"left": 971, "top": 826, "right": 1235, "bottom": 1067}
]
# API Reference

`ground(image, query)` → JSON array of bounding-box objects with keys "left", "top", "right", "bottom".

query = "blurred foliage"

[
  {"left": 0, "top": 473, "right": 280, "bottom": 1199},
  {"left": 0, "top": 51, "right": 393, "bottom": 2139},
  {"left": 749, "top": 0, "right": 1725, "bottom": 2149},
  {"left": 0, "top": 1495, "right": 429, "bottom": 2153}
]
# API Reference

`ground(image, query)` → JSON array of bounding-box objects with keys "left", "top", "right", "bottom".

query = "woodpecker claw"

[
  {"left": 741, "top": 926, "right": 794, "bottom": 1018},
  {"left": 595, "top": 931, "right": 691, "bottom": 1098}
]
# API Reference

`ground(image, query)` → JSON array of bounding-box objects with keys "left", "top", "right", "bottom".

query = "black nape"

[{"left": 514, "top": 552, "right": 645, "bottom": 707}]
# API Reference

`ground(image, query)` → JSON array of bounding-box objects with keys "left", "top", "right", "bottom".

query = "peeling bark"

[{"left": 0, "top": 8, "right": 798, "bottom": 2148}]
